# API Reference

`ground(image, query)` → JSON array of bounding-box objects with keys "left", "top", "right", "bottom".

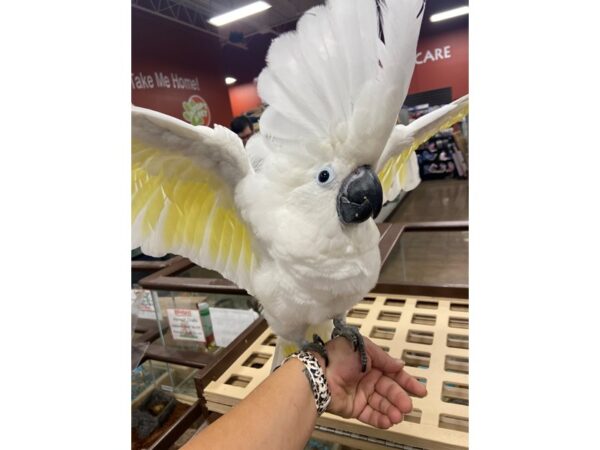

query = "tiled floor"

[{"left": 382, "top": 179, "right": 469, "bottom": 285}]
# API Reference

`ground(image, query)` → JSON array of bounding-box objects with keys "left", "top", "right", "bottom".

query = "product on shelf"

[{"left": 405, "top": 102, "right": 468, "bottom": 180}]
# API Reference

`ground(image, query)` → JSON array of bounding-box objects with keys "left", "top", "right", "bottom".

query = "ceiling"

[
  {"left": 134, "top": 0, "right": 468, "bottom": 42},
  {"left": 180, "top": 0, "right": 324, "bottom": 39},
  {"left": 132, "top": 0, "right": 468, "bottom": 83}
]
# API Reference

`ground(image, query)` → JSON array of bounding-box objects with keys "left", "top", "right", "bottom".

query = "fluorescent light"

[
  {"left": 209, "top": 1, "right": 271, "bottom": 27},
  {"left": 430, "top": 6, "right": 469, "bottom": 22},
  {"left": 225, "top": 77, "right": 237, "bottom": 85}
]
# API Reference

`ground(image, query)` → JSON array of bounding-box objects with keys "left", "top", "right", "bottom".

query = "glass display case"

[
  {"left": 131, "top": 359, "right": 206, "bottom": 450},
  {"left": 132, "top": 258, "right": 268, "bottom": 450},
  {"left": 130, "top": 318, "right": 266, "bottom": 450},
  {"left": 132, "top": 361, "right": 199, "bottom": 406},
  {"left": 140, "top": 290, "right": 262, "bottom": 364},
  {"left": 375, "top": 221, "right": 469, "bottom": 299}
]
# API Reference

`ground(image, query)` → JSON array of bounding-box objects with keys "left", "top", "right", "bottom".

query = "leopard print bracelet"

[{"left": 283, "top": 351, "right": 331, "bottom": 415}]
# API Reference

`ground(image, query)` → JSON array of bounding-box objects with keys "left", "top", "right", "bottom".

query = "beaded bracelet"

[{"left": 283, "top": 351, "right": 331, "bottom": 415}]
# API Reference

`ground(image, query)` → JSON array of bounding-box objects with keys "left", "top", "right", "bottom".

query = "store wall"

[
  {"left": 408, "top": 28, "right": 468, "bottom": 100},
  {"left": 229, "top": 82, "right": 262, "bottom": 117},
  {"left": 132, "top": 9, "right": 233, "bottom": 126}
]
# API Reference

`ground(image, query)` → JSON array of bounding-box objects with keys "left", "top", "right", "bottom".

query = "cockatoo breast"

[{"left": 248, "top": 215, "right": 381, "bottom": 340}]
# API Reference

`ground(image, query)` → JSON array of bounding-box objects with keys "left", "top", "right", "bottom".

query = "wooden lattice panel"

[{"left": 204, "top": 294, "right": 469, "bottom": 450}]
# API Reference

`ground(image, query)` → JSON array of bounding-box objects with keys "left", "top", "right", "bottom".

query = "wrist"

[{"left": 282, "top": 351, "right": 332, "bottom": 415}]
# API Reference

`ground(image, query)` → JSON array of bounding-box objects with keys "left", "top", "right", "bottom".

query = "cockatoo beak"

[{"left": 336, "top": 166, "right": 383, "bottom": 224}]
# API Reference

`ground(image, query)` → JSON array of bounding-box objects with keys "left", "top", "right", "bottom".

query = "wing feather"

[
  {"left": 132, "top": 107, "right": 259, "bottom": 291},
  {"left": 377, "top": 95, "right": 469, "bottom": 202}
]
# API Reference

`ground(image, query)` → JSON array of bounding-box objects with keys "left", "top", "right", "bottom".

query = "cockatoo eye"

[{"left": 316, "top": 166, "right": 335, "bottom": 186}]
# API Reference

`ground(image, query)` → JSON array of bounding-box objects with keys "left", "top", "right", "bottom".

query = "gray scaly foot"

[
  {"left": 300, "top": 334, "right": 329, "bottom": 367},
  {"left": 332, "top": 317, "right": 367, "bottom": 372}
]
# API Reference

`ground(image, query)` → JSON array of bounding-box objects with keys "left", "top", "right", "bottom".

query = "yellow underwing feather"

[
  {"left": 132, "top": 134, "right": 257, "bottom": 292},
  {"left": 377, "top": 96, "right": 468, "bottom": 202}
]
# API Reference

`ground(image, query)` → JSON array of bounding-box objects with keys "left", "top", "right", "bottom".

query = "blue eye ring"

[{"left": 316, "top": 165, "right": 335, "bottom": 186}]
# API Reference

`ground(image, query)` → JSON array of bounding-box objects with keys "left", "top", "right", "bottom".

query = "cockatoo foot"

[
  {"left": 332, "top": 318, "right": 367, "bottom": 372},
  {"left": 300, "top": 334, "right": 329, "bottom": 367}
]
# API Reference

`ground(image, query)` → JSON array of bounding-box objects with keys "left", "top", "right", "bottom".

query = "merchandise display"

[
  {"left": 404, "top": 102, "right": 469, "bottom": 181},
  {"left": 131, "top": 264, "right": 268, "bottom": 448},
  {"left": 131, "top": 0, "right": 468, "bottom": 377},
  {"left": 130, "top": 287, "right": 268, "bottom": 448},
  {"left": 131, "top": 360, "right": 204, "bottom": 450},
  {"left": 416, "top": 129, "right": 468, "bottom": 180},
  {"left": 132, "top": 287, "right": 264, "bottom": 367},
  {"left": 132, "top": 389, "right": 176, "bottom": 439},
  {"left": 132, "top": 361, "right": 199, "bottom": 406}
]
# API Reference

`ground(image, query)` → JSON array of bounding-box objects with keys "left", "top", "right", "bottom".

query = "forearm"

[{"left": 185, "top": 358, "right": 317, "bottom": 450}]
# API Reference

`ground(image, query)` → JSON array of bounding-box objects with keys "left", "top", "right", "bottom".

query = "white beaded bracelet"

[{"left": 283, "top": 351, "right": 332, "bottom": 415}]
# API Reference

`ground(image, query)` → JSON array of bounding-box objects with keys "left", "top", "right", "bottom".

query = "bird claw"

[
  {"left": 332, "top": 319, "right": 367, "bottom": 372},
  {"left": 300, "top": 334, "right": 329, "bottom": 367}
]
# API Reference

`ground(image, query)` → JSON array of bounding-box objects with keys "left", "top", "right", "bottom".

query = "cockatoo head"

[{"left": 241, "top": 134, "right": 383, "bottom": 265}]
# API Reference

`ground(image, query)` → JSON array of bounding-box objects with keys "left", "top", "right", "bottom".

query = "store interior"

[{"left": 131, "top": 1, "right": 469, "bottom": 449}]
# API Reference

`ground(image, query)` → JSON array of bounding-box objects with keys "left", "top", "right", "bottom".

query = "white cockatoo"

[{"left": 132, "top": 0, "right": 468, "bottom": 369}]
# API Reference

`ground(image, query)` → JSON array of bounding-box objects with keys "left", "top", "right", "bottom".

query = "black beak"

[{"left": 337, "top": 165, "right": 383, "bottom": 224}]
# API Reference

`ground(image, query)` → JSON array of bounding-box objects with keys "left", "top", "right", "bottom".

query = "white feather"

[{"left": 258, "top": 0, "right": 424, "bottom": 167}]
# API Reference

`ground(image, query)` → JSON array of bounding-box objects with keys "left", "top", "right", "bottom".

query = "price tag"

[
  {"left": 132, "top": 289, "right": 160, "bottom": 320},
  {"left": 167, "top": 308, "right": 206, "bottom": 342}
]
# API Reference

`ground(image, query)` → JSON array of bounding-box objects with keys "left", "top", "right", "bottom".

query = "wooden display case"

[
  {"left": 202, "top": 293, "right": 469, "bottom": 450},
  {"left": 132, "top": 253, "right": 183, "bottom": 287},
  {"left": 133, "top": 318, "right": 167, "bottom": 345}
]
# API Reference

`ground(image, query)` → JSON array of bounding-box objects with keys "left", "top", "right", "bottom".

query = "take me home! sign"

[
  {"left": 131, "top": 71, "right": 200, "bottom": 91},
  {"left": 416, "top": 45, "right": 452, "bottom": 65}
]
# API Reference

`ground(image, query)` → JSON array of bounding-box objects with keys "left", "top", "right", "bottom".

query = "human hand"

[{"left": 311, "top": 336, "right": 427, "bottom": 429}]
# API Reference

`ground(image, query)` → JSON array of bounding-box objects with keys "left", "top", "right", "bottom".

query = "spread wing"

[
  {"left": 132, "top": 106, "right": 259, "bottom": 290},
  {"left": 257, "top": 0, "right": 424, "bottom": 165},
  {"left": 377, "top": 95, "right": 469, "bottom": 202}
]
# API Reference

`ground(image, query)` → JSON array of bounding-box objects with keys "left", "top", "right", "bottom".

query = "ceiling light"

[
  {"left": 225, "top": 77, "right": 237, "bottom": 85},
  {"left": 430, "top": 6, "right": 469, "bottom": 23},
  {"left": 209, "top": 2, "right": 272, "bottom": 27}
]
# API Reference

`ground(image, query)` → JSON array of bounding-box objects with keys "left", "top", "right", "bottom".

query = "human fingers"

[
  {"left": 375, "top": 375, "right": 413, "bottom": 414},
  {"left": 365, "top": 337, "right": 405, "bottom": 373},
  {"left": 367, "top": 391, "right": 403, "bottom": 424},
  {"left": 389, "top": 369, "right": 428, "bottom": 398},
  {"left": 357, "top": 404, "right": 393, "bottom": 429}
]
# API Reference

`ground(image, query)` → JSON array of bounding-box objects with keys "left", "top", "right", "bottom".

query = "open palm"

[{"left": 323, "top": 335, "right": 427, "bottom": 429}]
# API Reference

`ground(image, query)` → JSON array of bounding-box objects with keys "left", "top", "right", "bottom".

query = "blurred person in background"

[{"left": 230, "top": 115, "right": 254, "bottom": 146}]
